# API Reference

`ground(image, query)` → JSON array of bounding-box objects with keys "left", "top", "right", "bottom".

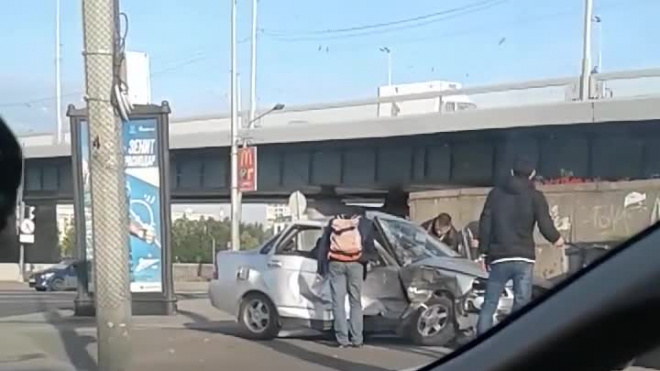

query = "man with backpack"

[
  {"left": 317, "top": 213, "right": 376, "bottom": 348},
  {"left": 476, "top": 157, "right": 565, "bottom": 335}
]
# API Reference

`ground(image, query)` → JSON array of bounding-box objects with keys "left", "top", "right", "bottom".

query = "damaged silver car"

[{"left": 209, "top": 212, "right": 519, "bottom": 346}]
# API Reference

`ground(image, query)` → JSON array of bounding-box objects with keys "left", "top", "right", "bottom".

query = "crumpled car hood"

[{"left": 409, "top": 257, "right": 488, "bottom": 279}]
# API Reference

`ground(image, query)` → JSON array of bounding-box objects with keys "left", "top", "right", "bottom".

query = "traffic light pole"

[{"left": 81, "top": 0, "right": 132, "bottom": 369}]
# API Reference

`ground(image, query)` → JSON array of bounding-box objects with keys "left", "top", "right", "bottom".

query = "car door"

[
  {"left": 361, "top": 224, "right": 409, "bottom": 319},
  {"left": 64, "top": 264, "right": 78, "bottom": 289},
  {"left": 266, "top": 224, "right": 331, "bottom": 321}
]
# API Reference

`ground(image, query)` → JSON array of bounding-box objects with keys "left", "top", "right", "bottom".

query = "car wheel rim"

[
  {"left": 417, "top": 304, "right": 449, "bottom": 337},
  {"left": 243, "top": 299, "right": 270, "bottom": 333}
]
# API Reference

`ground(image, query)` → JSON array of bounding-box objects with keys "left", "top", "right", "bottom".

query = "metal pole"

[
  {"left": 596, "top": 17, "right": 602, "bottom": 73},
  {"left": 236, "top": 75, "right": 243, "bottom": 223},
  {"left": 230, "top": 0, "right": 240, "bottom": 252},
  {"left": 56, "top": 0, "right": 63, "bottom": 144},
  {"left": 212, "top": 237, "right": 217, "bottom": 268},
  {"left": 82, "top": 0, "right": 132, "bottom": 368},
  {"left": 248, "top": 0, "right": 258, "bottom": 128},
  {"left": 17, "top": 202, "right": 25, "bottom": 283},
  {"left": 388, "top": 52, "right": 392, "bottom": 86},
  {"left": 16, "top": 145, "right": 25, "bottom": 282},
  {"left": 580, "top": 0, "right": 594, "bottom": 100}
]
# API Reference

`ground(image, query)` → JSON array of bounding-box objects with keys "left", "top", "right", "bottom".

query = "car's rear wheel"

[
  {"left": 408, "top": 295, "right": 456, "bottom": 346},
  {"left": 50, "top": 278, "right": 65, "bottom": 292},
  {"left": 238, "top": 293, "right": 279, "bottom": 340}
]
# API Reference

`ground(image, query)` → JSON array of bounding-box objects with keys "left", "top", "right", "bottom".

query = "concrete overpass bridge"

[{"left": 18, "top": 68, "right": 660, "bottom": 204}]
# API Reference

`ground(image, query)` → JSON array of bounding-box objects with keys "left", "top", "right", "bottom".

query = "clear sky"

[{"left": 1, "top": 0, "right": 659, "bottom": 133}]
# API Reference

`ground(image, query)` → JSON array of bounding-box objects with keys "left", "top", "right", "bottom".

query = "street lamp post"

[
  {"left": 230, "top": 0, "right": 240, "bottom": 251},
  {"left": 230, "top": 103, "right": 284, "bottom": 253},
  {"left": 592, "top": 15, "right": 602, "bottom": 74},
  {"left": 55, "top": 0, "right": 63, "bottom": 144},
  {"left": 579, "top": 0, "right": 594, "bottom": 100},
  {"left": 379, "top": 47, "right": 392, "bottom": 86},
  {"left": 249, "top": 0, "right": 258, "bottom": 128},
  {"left": 248, "top": 103, "right": 285, "bottom": 128}
]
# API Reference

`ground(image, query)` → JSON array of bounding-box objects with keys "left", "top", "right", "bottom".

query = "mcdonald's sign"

[{"left": 238, "top": 146, "right": 257, "bottom": 192}]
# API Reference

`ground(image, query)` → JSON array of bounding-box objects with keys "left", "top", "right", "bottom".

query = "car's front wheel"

[
  {"left": 49, "top": 278, "right": 65, "bottom": 292},
  {"left": 408, "top": 295, "right": 457, "bottom": 346},
  {"left": 238, "top": 293, "right": 279, "bottom": 340}
]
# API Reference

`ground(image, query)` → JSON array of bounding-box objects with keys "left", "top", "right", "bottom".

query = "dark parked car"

[{"left": 28, "top": 259, "right": 79, "bottom": 292}]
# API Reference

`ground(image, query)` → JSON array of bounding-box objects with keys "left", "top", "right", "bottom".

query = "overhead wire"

[
  {"left": 264, "top": 0, "right": 505, "bottom": 36},
  {"left": 261, "top": 0, "right": 508, "bottom": 41}
]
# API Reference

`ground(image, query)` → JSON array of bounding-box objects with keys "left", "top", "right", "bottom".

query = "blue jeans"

[
  {"left": 328, "top": 261, "right": 364, "bottom": 346},
  {"left": 476, "top": 261, "right": 534, "bottom": 336}
]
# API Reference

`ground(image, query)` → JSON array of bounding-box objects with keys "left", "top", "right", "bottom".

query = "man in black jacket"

[{"left": 476, "top": 157, "right": 565, "bottom": 335}]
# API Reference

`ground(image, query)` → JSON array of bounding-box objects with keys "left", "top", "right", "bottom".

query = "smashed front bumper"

[{"left": 398, "top": 279, "right": 514, "bottom": 334}]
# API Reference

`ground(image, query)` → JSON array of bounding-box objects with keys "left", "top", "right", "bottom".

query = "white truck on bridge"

[{"left": 377, "top": 80, "right": 477, "bottom": 117}]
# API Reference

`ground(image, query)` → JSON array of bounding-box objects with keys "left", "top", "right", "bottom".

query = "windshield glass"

[{"left": 376, "top": 214, "right": 461, "bottom": 264}]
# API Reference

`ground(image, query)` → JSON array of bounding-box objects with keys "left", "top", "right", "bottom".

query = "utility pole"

[
  {"left": 16, "top": 145, "right": 25, "bottom": 282},
  {"left": 56, "top": 0, "right": 63, "bottom": 144},
  {"left": 579, "top": 0, "right": 594, "bottom": 100},
  {"left": 249, "top": 0, "right": 258, "bottom": 128},
  {"left": 81, "top": 0, "right": 132, "bottom": 369},
  {"left": 230, "top": 0, "right": 240, "bottom": 251}
]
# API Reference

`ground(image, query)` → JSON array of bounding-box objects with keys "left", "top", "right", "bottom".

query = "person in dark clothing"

[
  {"left": 317, "top": 214, "right": 376, "bottom": 348},
  {"left": 425, "top": 213, "right": 461, "bottom": 252},
  {"left": 476, "top": 157, "right": 565, "bottom": 335}
]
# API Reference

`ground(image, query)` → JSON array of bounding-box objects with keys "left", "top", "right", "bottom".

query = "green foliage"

[
  {"left": 171, "top": 217, "right": 271, "bottom": 263},
  {"left": 59, "top": 225, "right": 76, "bottom": 258},
  {"left": 56, "top": 217, "right": 269, "bottom": 264}
]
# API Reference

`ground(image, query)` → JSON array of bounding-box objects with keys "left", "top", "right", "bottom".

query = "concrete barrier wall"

[{"left": 410, "top": 179, "right": 660, "bottom": 278}]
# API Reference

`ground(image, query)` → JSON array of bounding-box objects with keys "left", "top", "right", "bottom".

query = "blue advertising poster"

[
  {"left": 79, "top": 121, "right": 95, "bottom": 291},
  {"left": 122, "top": 119, "right": 163, "bottom": 293}
]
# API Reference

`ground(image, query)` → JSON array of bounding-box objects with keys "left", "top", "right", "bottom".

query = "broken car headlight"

[{"left": 407, "top": 286, "right": 433, "bottom": 303}]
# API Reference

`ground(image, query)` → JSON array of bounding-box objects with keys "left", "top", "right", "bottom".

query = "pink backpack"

[{"left": 328, "top": 217, "right": 363, "bottom": 262}]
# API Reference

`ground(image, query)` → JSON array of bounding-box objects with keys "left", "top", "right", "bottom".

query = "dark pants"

[
  {"left": 477, "top": 261, "right": 533, "bottom": 336},
  {"left": 328, "top": 261, "right": 364, "bottom": 346}
]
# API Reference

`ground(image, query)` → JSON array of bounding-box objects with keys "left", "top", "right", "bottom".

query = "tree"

[
  {"left": 60, "top": 226, "right": 76, "bottom": 258},
  {"left": 171, "top": 217, "right": 271, "bottom": 263}
]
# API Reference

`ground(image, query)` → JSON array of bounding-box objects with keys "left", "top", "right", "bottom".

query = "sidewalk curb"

[{"left": 0, "top": 319, "right": 231, "bottom": 331}]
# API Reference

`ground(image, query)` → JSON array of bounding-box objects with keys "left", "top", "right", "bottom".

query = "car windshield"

[{"left": 376, "top": 214, "right": 461, "bottom": 264}]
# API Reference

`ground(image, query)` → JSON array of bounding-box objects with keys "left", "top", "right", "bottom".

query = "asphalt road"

[
  {"left": 0, "top": 289, "right": 74, "bottom": 319},
  {"left": 0, "top": 284, "right": 654, "bottom": 371},
  {"left": 0, "top": 284, "right": 450, "bottom": 371}
]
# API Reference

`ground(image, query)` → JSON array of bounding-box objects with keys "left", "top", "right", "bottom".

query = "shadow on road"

[
  {"left": 177, "top": 309, "right": 451, "bottom": 369},
  {"left": 42, "top": 302, "right": 98, "bottom": 371},
  {"left": 0, "top": 291, "right": 74, "bottom": 319}
]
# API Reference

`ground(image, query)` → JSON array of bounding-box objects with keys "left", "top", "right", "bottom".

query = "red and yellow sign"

[{"left": 238, "top": 146, "right": 257, "bottom": 192}]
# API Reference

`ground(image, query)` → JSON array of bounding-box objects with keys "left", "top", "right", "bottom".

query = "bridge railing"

[
  {"left": 17, "top": 68, "right": 660, "bottom": 144},
  {"left": 247, "top": 67, "right": 660, "bottom": 128}
]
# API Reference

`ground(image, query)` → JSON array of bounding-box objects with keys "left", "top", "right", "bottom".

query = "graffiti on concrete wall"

[
  {"left": 587, "top": 191, "right": 660, "bottom": 240},
  {"left": 550, "top": 205, "right": 571, "bottom": 232}
]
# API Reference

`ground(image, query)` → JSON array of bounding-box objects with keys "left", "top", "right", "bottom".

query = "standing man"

[
  {"left": 476, "top": 157, "right": 565, "bottom": 335},
  {"left": 317, "top": 213, "right": 376, "bottom": 348}
]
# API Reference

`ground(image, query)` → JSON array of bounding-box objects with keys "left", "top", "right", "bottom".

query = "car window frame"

[
  {"left": 258, "top": 233, "right": 281, "bottom": 255},
  {"left": 273, "top": 224, "right": 324, "bottom": 257}
]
